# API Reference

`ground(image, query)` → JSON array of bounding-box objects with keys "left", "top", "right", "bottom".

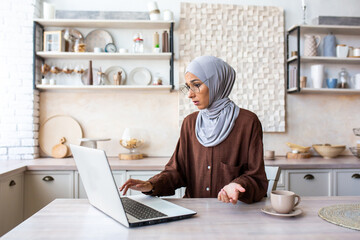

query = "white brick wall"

[{"left": 0, "top": 0, "right": 41, "bottom": 160}]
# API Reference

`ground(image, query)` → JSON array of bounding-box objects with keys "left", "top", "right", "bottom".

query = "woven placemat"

[{"left": 318, "top": 204, "right": 360, "bottom": 231}]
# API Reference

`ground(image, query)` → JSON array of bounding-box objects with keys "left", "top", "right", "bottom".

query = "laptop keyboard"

[{"left": 121, "top": 197, "right": 167, "bottom": 220}]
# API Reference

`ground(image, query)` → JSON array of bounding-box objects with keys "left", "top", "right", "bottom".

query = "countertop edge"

[{"left": 1, "top": 156, "right": 360, "bottom": 179}]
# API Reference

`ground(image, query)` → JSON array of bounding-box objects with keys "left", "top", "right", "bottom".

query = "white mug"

[
  {"left": 336, "top": 45, "right": 349, "bottom": 58},
  {"left": 311, "top": 64, "right": 324, "bottom": 88},
  {"left": 41, "top": 78, "right": 49, "bottom": 85},
  {"left": 94, "top": 47, "right": 102, "bottom": 53},
  {"left": 352, "top": 73, "right": 360, "bottom": 89},
  {"left": 354, "top": 48, "right": 360, "bottom": 57},
  {"left": 163, "top": 10, "right": 174, "bottom": 21}
]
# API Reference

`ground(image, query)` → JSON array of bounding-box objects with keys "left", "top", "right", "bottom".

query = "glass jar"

[
  {"left": 133, "top": 33, "right": 144, "bottom": 53},
  {"left": 338, "top": 68, "right": 349, "bottom": 88},
  {"left": 74, "top": 39, "right": 86, "bottom": 52}
]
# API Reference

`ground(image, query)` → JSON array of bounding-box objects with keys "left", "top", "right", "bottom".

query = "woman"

[{"left": 120, "top": 56, "right": 268, "bottom": 204}]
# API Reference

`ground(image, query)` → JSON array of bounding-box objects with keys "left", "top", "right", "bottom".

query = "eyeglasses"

[{"left": 179, "top": 79, "right": 208, "bottom": 95}]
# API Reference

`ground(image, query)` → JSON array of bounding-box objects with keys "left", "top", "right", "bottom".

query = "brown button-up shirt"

[{"left": 147, "top": 108, "right": 268, "bottom": 204}]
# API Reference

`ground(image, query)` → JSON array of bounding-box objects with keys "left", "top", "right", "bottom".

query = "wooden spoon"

[{"left": 51, "top": 137, "right": 68, "bottom": 158}]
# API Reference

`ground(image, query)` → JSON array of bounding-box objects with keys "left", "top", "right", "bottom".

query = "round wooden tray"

[
  {"left": 118, "top": 153, "right": 144, "bottom": 160},
  {"left": 39, "top": 115, "right": 83, "bottom": 157}
]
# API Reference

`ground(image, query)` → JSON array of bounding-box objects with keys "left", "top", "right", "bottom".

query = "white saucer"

[{"left": 261, "top": 206, "right": 303, "bottom": 217}]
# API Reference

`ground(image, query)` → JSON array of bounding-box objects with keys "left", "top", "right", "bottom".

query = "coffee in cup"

[{"left": 270, "top": 190, "right": 301, "bottom": 214}]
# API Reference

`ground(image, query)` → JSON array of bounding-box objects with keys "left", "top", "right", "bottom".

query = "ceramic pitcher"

[
  {"left": 323, "top": 33, "right": 336, "bottom": 57},
  {"left": 304, "top": 35, "right": 321, "bottom": 56}
]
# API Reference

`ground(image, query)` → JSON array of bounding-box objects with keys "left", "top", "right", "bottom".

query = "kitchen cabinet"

[
  {"left": 33, "top": 19, "right": 174, "bottom": 91},
  {"left": 0, "top": 173, "right": 23, "bottom": 237},
  {"left": 286, "top": 169, "right": 332, "bottom": 196},
  {"left": 286, "top": 24, "right": 360, "bottom": 94},
  {"left": 276, "top": 168, "right": 360, "bottom": 196},
  {"left": 75, "top": 170, "right": 126, "bottom": 199},
  {"left": 334, "top": 169, "right": 360, "bottom": 196},
  {"left": 24, "top": 171, "right": 74, "bottom": 219}
]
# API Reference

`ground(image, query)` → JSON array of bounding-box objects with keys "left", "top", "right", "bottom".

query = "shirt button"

[
  {"left": 206, "top": 187, "right": 210, "bottom": 191},
  {"left": 207, "top": 166, "right": 211, "bottom": 170}
]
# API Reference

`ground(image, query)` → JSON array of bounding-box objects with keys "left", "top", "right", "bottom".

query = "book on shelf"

[{"left": 288, "top": 66, "right": 298, "bottom": 89}]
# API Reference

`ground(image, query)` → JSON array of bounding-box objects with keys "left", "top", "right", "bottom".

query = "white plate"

[
  {"left": 84, "top": 29, "right": 113, "bottom": 52},
  {"left": 128, "top": 67, "right": 152, "bottom": 85},
  {"left": 105, "top": 66, "right": 127, "bottom": 85},
  {"left": 261, "top": 206, "right": 303, "bottom": 217}
]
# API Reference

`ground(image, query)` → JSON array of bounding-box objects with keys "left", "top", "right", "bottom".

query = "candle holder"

[{"left": 302, "top": 4, "right": 307, "bottom": 25}]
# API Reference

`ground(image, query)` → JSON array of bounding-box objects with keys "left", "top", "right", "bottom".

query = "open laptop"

[{"left": 70, "top": 144, "right": 196, "bottom": 227}]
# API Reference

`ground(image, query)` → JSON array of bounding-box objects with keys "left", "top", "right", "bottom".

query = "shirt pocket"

[{"left": 219, "top": 161, "right": 246, "bottom": 183}]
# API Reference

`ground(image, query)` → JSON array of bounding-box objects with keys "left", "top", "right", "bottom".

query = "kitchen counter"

[
  {"left": 0, "top": 156, "right": 359, "bottom": 180},
  {"left": 2, "top": 196, "right": 360, "bottom": 239}
]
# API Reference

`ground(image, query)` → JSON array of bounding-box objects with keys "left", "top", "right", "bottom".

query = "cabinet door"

[
  {"left": 24, "top": 171, "right": 74, "bottom": 219},
  {"left": 75, "top": 171, "right": 126, "bottom": 199},
  {"left": 0, "top": 174, "right": 24, "bottom": 237},
  {"left": 334, "top": 169, "right": 360, "bottom": 196},
  {"left": 286, "top": 170, "right": 332, "bottom": 196},
  {"left": 126, "top": 171, "right": 184, "bottom": 198}
]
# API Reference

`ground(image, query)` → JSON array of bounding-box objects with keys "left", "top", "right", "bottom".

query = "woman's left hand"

[{"left": 217, "top": 183, "right": 246, "bottom": 205}]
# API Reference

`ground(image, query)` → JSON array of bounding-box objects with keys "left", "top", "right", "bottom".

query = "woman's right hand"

[{"left": 119, "top": 179, "right": 153, "bottom": 195}]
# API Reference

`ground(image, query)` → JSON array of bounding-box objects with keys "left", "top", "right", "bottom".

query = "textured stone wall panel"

[{"left": 179, "top": 3, "right": 285, "bottom": 132}]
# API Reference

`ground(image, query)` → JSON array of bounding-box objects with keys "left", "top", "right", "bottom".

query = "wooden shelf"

[
  {"left": 36, "top": 52, "right": 172, "bottom": 60},
  {"left": 36, "top": 85, "right": 173, "bottom": 92},
  {"left": 299, "top": 88, "right": 360, "bottom": 94},
  {"left": 34, "top": 19, "right": 174, "bottom": 29},
  {"left": 287, "top": 56, "right": 360, "bottom": 64},
  {"left": 287, "top": 56, "right": 298, "bottom": 63},
  {"left": 288, "top": 24, "right": 360, "bottom": 35}
]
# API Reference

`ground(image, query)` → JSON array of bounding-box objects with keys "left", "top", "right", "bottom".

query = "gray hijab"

[{"left": 185, "top": 56, "right": 240, "bottom": 147}]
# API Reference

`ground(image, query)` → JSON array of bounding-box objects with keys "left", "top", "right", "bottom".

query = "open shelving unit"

[
  {"left": 286, "top": 24, "right": 360, "bottom": 94},
  {"left": 33, "top": 19, "right": 175, "bottom": 91},
  {"left": 35, "top": 85, "right": 172, "bottom": 92}
]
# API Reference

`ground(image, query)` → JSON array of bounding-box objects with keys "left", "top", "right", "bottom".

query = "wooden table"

[{"left": 2, "top": 197, "right": 359, "bottom": 239}]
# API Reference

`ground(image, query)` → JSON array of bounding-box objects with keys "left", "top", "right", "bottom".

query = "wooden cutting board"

[
  {"left": 39, "top": 115, "right": 83, "bottom": 157},
  {"left": 286, "top": 152, "right": 312, "bottom": 159},
  {"left": 52, "top": 137, "right": 68, "bottom": 158}
]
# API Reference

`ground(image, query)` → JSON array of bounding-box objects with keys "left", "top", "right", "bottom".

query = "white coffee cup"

[
  {"left": 94, "top": 47, "right": 102, "bottom": 53},
  {"left": 311, "top": 64, "right": 324, "bottom": 88},
  {"left": 43, "top": 2, "right": 55, "bottom": 19},
  {"left": 271, "top": 190, "right": 301, "bottom": 214},
  {"left": 49, "top": 79, "right": 56, "bottom": 85},
  {"left": 41, "top": 78, "right": 49, "bottom": 85},
  {"left": 119, "top": 48, "right": 128, "bottom": 54}
]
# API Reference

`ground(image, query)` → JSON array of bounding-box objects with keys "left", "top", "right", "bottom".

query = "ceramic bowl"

[
  {"left": 312, "top": 144, "right": 346, "bottom": 159},
  {"left": 349, "top": 147, "right": 360, "bottom": 159}
]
